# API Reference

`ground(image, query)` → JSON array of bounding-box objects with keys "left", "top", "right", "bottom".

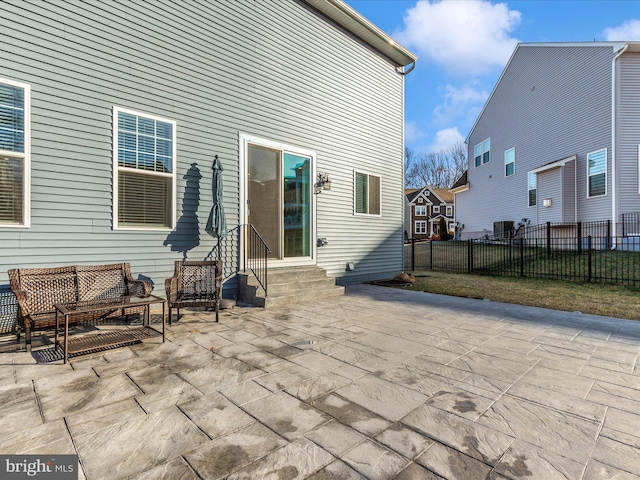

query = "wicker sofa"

[
  {"left": 165, "top": 260, "right": 222, "bottom": 324},
  {"left": 8, "top": 263, "right": 151, "bottom": 352}
]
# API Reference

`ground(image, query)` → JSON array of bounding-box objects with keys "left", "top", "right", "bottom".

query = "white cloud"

[
  {"left": 433, "top": 83, "right": 489, "bottom": 126},
  {"left": 429, "top": 127, "right": 465, "bottom": 152},
  {"left": 603, "top": 19, "right": 640, "bottom": 41},
  {"left": 395, "top": 0, "right": 521, "bottom": 76},
  {"left": 404, "top": 121, "right": 427, "bottom": 143}
]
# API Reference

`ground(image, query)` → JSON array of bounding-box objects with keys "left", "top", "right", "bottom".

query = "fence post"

[
  {"left": 587, "top": 235, "right": 592, "bottom": 282},
  {"left": 411, "top": 238, "right": 415, "bottom": 271},
  {"left": 607, "top": 219, "right": 611, "bottom": 249},
  {"left": 429, "top": 239, "right": 433, "bottom": 270},
  {"left": 467, "top": 239, "right": 473, "bottom": 274},
  {"left": 520, "top": 238, "right": 524, "bottom": 277},
  {"left": 577, "top": 222, "right": 582, "bottom": 255},
  {"left": 546, "top": 222, "right": 551, "bottom": 258}
]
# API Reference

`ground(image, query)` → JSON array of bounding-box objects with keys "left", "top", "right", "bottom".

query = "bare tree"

[{"left": 405, "top": 140, "right": 467, "bottom": 189}]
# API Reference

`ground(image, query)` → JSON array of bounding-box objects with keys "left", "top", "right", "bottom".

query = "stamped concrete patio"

[{"left": 1, "top": 284, "right": 640, "bottom": 479}]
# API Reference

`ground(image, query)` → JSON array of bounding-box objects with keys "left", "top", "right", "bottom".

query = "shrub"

[{"left": 438, "top": 217, "right": 452, "bottom": 241}]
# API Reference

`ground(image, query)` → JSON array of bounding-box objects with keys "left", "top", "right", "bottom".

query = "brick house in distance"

[{"left": 405, "top": 187, "right": 455, "bottom": 240}]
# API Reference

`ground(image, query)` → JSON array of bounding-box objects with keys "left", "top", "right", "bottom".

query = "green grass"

[
  {"left": 405, "top": 242, "right": 640, "bottom": 285},
  {"left": 403, "top": 270, "right": 640, "bottom": 320}
]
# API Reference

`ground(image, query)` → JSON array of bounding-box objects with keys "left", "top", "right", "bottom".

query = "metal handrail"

[{"left": 244, "top": 224, "right": 271, "bottom": 297}]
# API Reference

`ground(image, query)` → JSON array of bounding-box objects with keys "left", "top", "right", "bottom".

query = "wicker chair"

[
  {"left": 8, "top": 263, "right": 151, "bottom": 352},
  {"left": 165, "top": 260, "right": 222, "bottom": 324}
]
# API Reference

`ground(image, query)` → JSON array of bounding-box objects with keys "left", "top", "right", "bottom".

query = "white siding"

[{"left": 0, "top": 0, "right": 406, "bottom": 293}]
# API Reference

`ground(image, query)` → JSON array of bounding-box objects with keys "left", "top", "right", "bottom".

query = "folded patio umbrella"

[{"left": 205, "top": 155, "right": 227, "bottom": 260}]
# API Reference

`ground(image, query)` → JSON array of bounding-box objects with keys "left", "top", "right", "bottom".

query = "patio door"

[{"left": 243, "top": 136, "right": 316, "bottom": 265}]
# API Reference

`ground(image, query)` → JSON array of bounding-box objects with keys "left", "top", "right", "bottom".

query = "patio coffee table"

[{"left": 55, "top": 295, "right": 166, "bottom": 363}]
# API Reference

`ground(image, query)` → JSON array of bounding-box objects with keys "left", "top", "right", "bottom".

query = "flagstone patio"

[{"left": 1, "top": 283, "right": 640, "bottom": 479}]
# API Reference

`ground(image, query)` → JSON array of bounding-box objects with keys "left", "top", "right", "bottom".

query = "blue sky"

[{"left": 345, "top": 0, "right": 640, "bottom": 153}]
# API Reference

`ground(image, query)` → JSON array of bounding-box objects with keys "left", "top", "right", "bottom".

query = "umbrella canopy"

[{"left": 205, "top": 156, "right": 227, "bottom": 241}]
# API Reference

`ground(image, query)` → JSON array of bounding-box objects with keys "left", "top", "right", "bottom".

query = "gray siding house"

[
  {"left": 455, "top": 42, "right": 640, "bottom": 239},
  {"left": 0, "top": 1, "right": 416, "bottom": 312}
]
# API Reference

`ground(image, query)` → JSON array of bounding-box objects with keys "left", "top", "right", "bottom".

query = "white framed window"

[
  {"left": 418, "top": 197, "right": 424, "bottom": 203},
  {"left": 505, "top": 148, "right": 515, "bottom": 177},
  {"left": 354, "top": 170, "right": 381, "bottom": 215},
  {"left": 113, "top": 107, "right": 176, "bottom": 229},
  {"left": 474, "top": 138, "right": 490, "bottom": 167},
  {"left": 446, "top": 206, "right": 453, "bottom": 216},
  {"left": 0, "top": 78, "right": 30, "bottom": 227},
  {"left": 528, "top": 172, "right": 537, "bottom": 207},
  {"left": 415, "top": 220, "right": 427, "bottom": 234},
  {"left": 415, "top": 205, "right": 426, "bottom": 216},
  {"left": 587, "top": 148, "right": 606, "bottom": 198},
  {"left": 433, "top": 206, "right": 440, "bottom": 213}
]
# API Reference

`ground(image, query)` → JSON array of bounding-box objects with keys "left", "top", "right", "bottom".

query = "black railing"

[
  {"left": 244, "top": 224, "right": 271, "bottom": 296},
  {"left": 621, "top": 212, "right": 640, "bottom": 237},
  {"left": 405, "top": 234, "right": 640, "bottom": 286}
]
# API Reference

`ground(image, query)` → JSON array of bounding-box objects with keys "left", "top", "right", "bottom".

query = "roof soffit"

[{"left": 301, "top": 0, "right": 417, "bottom": 67}]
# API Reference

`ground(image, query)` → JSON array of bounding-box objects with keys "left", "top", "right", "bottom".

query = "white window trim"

[
  {"left": 414, "top": 220, "right": 427, "bottom": 234},
  {"left": 0, "top": 77, "right": 31, "bottom": 228},
  {"left": 474, "top": 138, "right": 490, "bottom": 167},
  {"left": 505, "top": 147, "right": 515, "bottom": 177},
  {"left": 353, "top": 169, "right": 381, "bottom": 217},
  {"left": 415, "top": 205, "right": 426, "bottom": 216},
  {"left": 112, "top": 106, "right": 177, "bottom": 230},
  {"left": 587, "top": 148, "right": 607, "bottom": 198},
  {"left": 433, "top": 206, "right": 440, "bottom": 213},
  {"left": 528, "top": 172, "right": 537, "bottom": 207},
  {"left": 446, "top": 206, "right": 453, "bottom": 216}
]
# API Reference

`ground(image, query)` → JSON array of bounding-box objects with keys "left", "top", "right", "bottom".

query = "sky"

[{"left": 345, "top": 0, "right": 640, "bottom": 154}]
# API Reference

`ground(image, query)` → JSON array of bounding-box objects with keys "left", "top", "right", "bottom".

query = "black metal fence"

[{"left": 405, "top": 221, "right": 640, "bottom": 286}]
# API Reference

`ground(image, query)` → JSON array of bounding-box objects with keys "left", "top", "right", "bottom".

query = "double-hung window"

[
  {"left": 446, "top": 206, "right": 453, "bottom": 216},
  {"left": 114, "top": 107, "right": 176, "bottom": 229},
  {"left": 505, "top": 148, "right": 515, "bottom": 176},
  {"left": 0, "top": 78, "right": 30, "bottom": 227},
  {"left": 415, "top": 221, "right": 426, "bottom": 234},
  {"left": 587, "top": 149, "right": 606, "bottom": 197},
  {"left": 415, "top": 205, "right": 426, "bottom": 216},
  {"left": 474, "top": 138, "right": 490, "bottom": 167},
  {"left": 528, "top": 172, "right": 537, "bottom": 207},
  {"left": 354, "top": 171, "right": 380, "bottom": 215}
]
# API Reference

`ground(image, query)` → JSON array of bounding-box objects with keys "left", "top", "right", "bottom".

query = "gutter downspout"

[
  {"left": 611, "top": 43, "right": 628, "bottom": 245},
  {"left": 396, "top": 62, "right": 416, "bottom": 76}
]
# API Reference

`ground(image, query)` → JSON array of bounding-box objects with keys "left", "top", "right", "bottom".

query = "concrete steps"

[{"left": 238, "top": 266, "right": 345, "bottom": 308}]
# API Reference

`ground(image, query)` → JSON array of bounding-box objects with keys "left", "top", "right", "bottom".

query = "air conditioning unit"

[{"left": 494, "top": 221, "right": 515, "bottom": 239}]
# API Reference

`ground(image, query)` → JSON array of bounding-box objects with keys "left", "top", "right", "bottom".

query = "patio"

[{"left": 1, "top": 284, "right": 639, "bottom": 479}]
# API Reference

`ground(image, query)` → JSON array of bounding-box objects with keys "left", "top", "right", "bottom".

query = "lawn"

[{"left": 403, "top": 270, "right": 640, "bottom": 321}]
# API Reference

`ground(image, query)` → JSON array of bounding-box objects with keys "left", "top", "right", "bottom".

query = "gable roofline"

[
  {"left": 302, "top": 0, "right": 417, "bottom": 68},
  {"left": 465, "top": 41, "right": 639, "bottom": 145}
]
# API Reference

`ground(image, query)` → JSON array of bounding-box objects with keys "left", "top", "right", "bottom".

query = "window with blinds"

[
  {"left": 114, "top": 107, "right": 175, "bottom": 229},
  {"left": 354, "top": 171, "right": 381, "bottom": 215},
  {"left": 0, "top": 79, "right": 29, "bottom": 227},
  {"left": 587, "top": 148, "right": 606, "bottom": 198}
]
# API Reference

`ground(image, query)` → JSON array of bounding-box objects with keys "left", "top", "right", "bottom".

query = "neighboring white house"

[
  {"left": 0, "top": 0, "right": 416, "bottom": 324},
  {"left": 455, "top": 42, "right": 640, "bottom": 240}
]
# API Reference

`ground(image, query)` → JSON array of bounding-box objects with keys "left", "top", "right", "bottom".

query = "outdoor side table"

[{"left": 54, "top": 295, "right": 166, "bottom": 363}]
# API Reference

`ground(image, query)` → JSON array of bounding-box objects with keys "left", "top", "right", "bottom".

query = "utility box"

[{"left": 494, "top": 221, "right": 515, "bottom": 239}]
